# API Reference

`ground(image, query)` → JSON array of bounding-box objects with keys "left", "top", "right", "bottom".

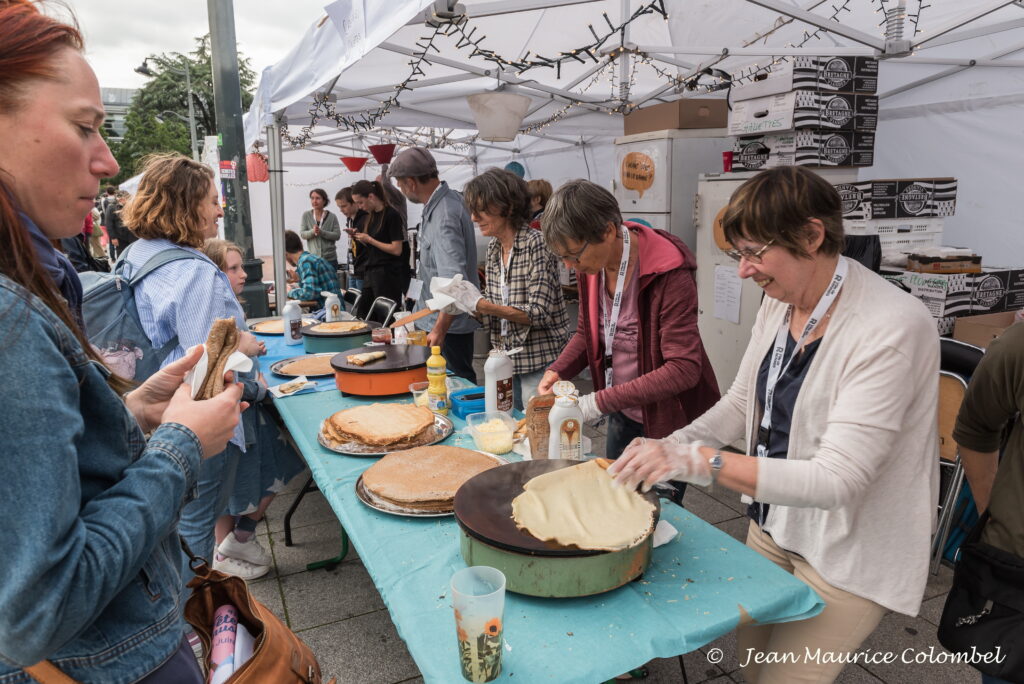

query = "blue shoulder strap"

[{"left": 114, "top": 244, "right": 206, "bottom": 368}]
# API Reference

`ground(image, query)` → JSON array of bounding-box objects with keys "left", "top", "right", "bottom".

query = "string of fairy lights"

[
  {"left": 277, "top": 0, "right": 919, "bottom": 150},
  {"left": 874, "top": 0, "right": 929, "bottom": 37}
]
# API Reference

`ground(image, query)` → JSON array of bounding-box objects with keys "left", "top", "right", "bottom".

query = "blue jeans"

[
  {"left": 982, "top": 674, "right": 1014, "bottom": 684},
  {"left": 512, "top": 369, "right": 546, "bottom": 412},
  {"left": 178, "top": 446, "right": 240, "bottom": 563}
]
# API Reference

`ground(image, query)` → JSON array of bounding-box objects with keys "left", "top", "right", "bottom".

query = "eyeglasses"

[
  {"left": 551, "top": 242, "right": 590, "bottom": 265},
  {"left": 724, "top": 239, "right": 775, "bottom": 264}
]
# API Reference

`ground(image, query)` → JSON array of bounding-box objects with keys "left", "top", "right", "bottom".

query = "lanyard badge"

[{"left": 601, "top": 226, "right": 631, "bottom": 389}]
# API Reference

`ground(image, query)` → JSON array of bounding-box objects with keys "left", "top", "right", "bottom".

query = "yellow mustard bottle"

[{"left": 426, "top": 345, "right": 449, "bottom": 415}]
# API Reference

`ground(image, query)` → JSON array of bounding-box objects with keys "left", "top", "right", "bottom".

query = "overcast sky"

[{"left": 70, "top": 0, "right": 331, "bottom": 90}]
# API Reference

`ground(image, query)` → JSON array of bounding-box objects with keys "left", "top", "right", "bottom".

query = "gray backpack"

[{"left": 80, "top": 245, "right": 202, "bottom": 381}]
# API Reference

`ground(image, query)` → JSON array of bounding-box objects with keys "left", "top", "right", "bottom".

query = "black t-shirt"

[
  {"left": 363, "top": 206, "right": 406, "bottom": 270},
  {"left": 749, "top": 332, "right": 823, "bottom": 525},
  {"left": 349, "top": 210, "right": 369, "bottom": 275}
]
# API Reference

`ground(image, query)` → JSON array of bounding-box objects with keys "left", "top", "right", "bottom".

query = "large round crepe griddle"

[
  {"left": 454, "top": 459, "right": 660, "bottom": 557},
  {"left": 330, "top": 344, "right": 430, "bottom": 396},
  {"left": 330, "top": 344, "right": 429, "bottom": 373},
  {"left": 301, "top": 320, "right": 376, "bottom": 338}
]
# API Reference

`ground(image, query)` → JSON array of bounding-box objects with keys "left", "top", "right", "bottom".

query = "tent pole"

[
  {"left": 911, "top": 17, "right": 1024, "bottom": 51},
  {"left": 619, "top": 0, "right": 631, "bottom": 105},
  {"left": 912, "top": 0, "right": 1018, "bottom": 49},
  {"left": 743, "top": 0, "right": 886, "bottom": 49},
  {"left": 879, "top": 40, "right": 1024, "bottom": 99},
  {"left": 267, "top": 119, "right": 288, "bottom": 314}
]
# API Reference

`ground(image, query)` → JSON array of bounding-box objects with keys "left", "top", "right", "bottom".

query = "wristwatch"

[{"left": 708, "top": 451, "right": 724, "bottom": 484}]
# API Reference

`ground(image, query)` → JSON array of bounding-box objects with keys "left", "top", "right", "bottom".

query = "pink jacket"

[{"left": 548, "top": 222, "right": 720, "bottom": 439}]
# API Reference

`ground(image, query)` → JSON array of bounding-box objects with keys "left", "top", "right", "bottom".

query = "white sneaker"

[
  {"left": 212, "top": 554, "right": 270, "bottom": 581},
  {"left": 218, "top": 532, "right": 272, "bottom": 567}
]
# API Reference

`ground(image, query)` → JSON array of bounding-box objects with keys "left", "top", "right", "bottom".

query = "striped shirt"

[
  {"left": 125, "top": 238, "right": 247, "bottom": 449},
  {"left": 287, "top": 251, "right": 339, "bottom": 308}
]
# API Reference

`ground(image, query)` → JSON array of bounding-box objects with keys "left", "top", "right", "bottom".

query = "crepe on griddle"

[
  {"left": 323, "top": 403, "right": 434, "bottom": 447},
  {"left": 197, "top": 318, "right": 240, "bottom": 400},
  {"left": 346, "top": 350, "right": 386, "bottom": 367},
  {"left": 311, "top": 321, "right": 367, "bottom": 334},
  {"left": 251, "top": 317, "right": 314, "bottom": 333},
  {"left": 278, "top": 355, "right": 334, "bottom": 376},
  {"left": 511, "top": 460, "right": 656, "bottom": 551},
  {"left": 361, "top": 445, "right": 499, "bottom": 511}
]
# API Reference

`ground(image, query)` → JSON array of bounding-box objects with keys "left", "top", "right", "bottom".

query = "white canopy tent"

[{"left": 243, "top": 0, "right": 1024, "bottom": 298}]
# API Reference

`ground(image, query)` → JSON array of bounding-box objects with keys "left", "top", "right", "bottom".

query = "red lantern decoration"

[
  {"left": 340, "top": 156, "right": 370, "bottom": 172},
  {"left": 368, "top": 143, "right": 396, "bottom": 164},
  {"left": 246, "top": 152, "right": 269, "bottom": 182}
]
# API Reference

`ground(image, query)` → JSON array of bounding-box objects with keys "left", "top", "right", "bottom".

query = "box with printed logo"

[
  {"left": 836, "top": 179, "right": 957, "bottom": 220},
  {"left": 731, "top": 56, "right": 879, "bottom": 101},
  {"left": 882, "top": 270, "right": 974, "bottom": 318},
  {"left": 731, "top": 130, "right": 875, "bottom": 170},
  {"left": 971, "top": 268, "right": 1024, "bottom": 314},
  {"left": 728, "top": 91, "right": 878, "bottom": 136}
]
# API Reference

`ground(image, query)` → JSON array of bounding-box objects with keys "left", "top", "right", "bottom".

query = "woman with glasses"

[
  {"left": 609, "top": 166, "right": 940, "bottom": 683},
  {"left": 537, "top": 180, "right": 720, "bottom": 500},
  {"left": 450, "top": 168, "right": 570, "bottom": 409}
]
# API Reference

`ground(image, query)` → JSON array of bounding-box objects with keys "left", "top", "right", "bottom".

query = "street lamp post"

[{"left": 135, "top": 55, "right": 200, "bottom": 161}]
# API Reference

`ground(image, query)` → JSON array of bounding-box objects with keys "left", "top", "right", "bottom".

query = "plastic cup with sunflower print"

[{"left": 451, "top": 566, "right": 506, "bottom": 682}]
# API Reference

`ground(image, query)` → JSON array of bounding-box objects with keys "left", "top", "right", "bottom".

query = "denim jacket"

[{"left": 0, "top": 274, "right": 202, "bottom": 683}]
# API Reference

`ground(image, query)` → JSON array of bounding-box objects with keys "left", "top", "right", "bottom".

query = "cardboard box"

[
  {"left": 937, "top": 316, "right": 956, "bottom": 336},
  {"left": 883, "top": 270, "right": 974, "bottom": 317},
  {"left": 732, "top": 56, "right": 879, "bottom": 101},
  {"left": 907, "top": 253, "right": 981, "bottom": 274},
  {"left": 844, "top": 217, "right": 944, "bottom": 236},
  {"left": 836, "top": 179, "right": 958, "bottom": 220},
  {"left": 728, "top": 91, "right": 878, "bottom": 136},
  {"left": 953, "top": 311, "right": 1018, "bottom": 348},
  {"left": 623, "top": 98, "right": 728, "bottom": 136},
  {"left": 732, "top": 130, "right": 874, "bottom": 170},
  {"left": 971, "top": 269, "right": 1024, "bottom": 314}
]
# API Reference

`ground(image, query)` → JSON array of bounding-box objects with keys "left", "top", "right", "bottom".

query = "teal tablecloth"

[{"left": 273, "top": 389, "right": 824, "bottom": 684}]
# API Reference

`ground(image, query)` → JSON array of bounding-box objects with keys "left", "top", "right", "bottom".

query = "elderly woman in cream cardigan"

[{"left": 611, "top": 166, "right": 939, "bottom": 684}]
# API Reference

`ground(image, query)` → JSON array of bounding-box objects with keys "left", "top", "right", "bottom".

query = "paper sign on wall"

[{"left": 713, "top": 265, "right": 742, "bottom": 324}]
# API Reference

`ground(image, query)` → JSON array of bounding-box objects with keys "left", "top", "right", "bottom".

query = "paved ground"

[
  {"left": 249, "top": 424, "right": 971, "bottom": 684},
  {"left": 245, "top": 354, "right": 975, "bottom": 683}
]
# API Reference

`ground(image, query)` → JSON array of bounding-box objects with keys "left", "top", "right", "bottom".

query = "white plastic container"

[
  {"left": 548, "top": 380, "right": 583, "bottom": 461},
  {"left": 484, "top": 349, "right": 514, "bottom": 413},
  {"left": 323, "top": 291, "right": 342, "bottom": 322},
  {"left": 282, "top": 300, "right": 303, "bottom": 346}
]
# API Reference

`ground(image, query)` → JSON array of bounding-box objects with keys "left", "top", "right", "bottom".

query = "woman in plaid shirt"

[{"left": 461, "top": 169, "right": 570, "bottom": 410}]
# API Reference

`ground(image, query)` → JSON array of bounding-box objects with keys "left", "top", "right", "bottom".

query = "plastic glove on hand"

[
  {"left": 577, "top": 393, "right": 602, "bottom": 423},
  {"left": 449, "top": 279, "right": 483, "bottom": 314},
  {"left": 607, "top": 438, "right": 713, "bottom": 492}
]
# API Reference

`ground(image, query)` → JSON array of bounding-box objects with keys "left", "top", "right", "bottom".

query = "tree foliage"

[{"left": 106, "top": 34, "right": 256, "bottom": 185}]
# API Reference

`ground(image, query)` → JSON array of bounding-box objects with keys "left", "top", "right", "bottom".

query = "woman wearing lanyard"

[
  {"left": 610, "top": 167, "right": 940, "bottom": 683},
  {"left": 350, "top": 180, "right": 409, "bottom": 319},
  {"left": 300, "top": 188, "right": 342, "bottom": 270},
  {"left": 537, "top": 180, "right": 720, "bottom": 495},
  {"left": 456, "top": 168, "right": 570, "bottom": 409}
]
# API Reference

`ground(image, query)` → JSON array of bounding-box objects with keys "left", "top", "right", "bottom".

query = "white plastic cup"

[{"left": 451, "top": 566, "right": 506, "bottom": 682}]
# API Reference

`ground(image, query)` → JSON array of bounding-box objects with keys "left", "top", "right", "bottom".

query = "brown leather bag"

[{"left": 182, "top": 545, "right": 332, "bottom": 684}]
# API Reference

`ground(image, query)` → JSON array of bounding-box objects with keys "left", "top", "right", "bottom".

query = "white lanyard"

[
  {"left": 600, "top": 226, "right": 631, "bottom": 388},
  {"left": 498, "top": 244, "right": 515, "bottom": 338},
  {"left": 754, "top": 257, "right": 846, "bottom": 525}
]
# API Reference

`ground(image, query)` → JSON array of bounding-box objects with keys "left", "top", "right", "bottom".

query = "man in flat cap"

[{"left": 389, "top": 146, "right": 479, "bottom": 382}]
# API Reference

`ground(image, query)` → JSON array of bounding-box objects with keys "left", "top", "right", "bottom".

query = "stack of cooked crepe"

[
  {"left": 321, "top": 403, "right": 435, "bottom": 448},
  {"left": 361, "top": 445, "right": 500, "bottom": 513}
]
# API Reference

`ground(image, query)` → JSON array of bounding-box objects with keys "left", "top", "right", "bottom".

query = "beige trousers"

[{"left": 736, "top": 520, "right": 888, "bottom": 684}]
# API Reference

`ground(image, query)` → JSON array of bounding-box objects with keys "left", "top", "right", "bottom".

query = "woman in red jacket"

[{"left": 538, "top": 180, "right": 720, "bottom": 498}]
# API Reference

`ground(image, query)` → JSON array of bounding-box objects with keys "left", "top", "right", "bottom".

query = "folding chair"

[
  {"left": 366, "top": 296, "right": 398, "bottom": 327},
  {"left": 932, "top": 370, "right": 969, "bottom": 574},
  {"left": 342, "top": 287, "right": 362, "bottom": 314},
  {"left": 939, "top": 337, "right": 984, "bottom": 381}
]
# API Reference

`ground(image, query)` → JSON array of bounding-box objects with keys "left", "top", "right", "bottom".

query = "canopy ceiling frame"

[{"left": 880, "top": 39, "right": 1024, "bottom": 99}]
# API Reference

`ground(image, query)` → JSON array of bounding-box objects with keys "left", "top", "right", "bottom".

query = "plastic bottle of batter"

[
  {"left": 426, "top": 346, "right": 449, "bottom": 415},
  {"left": 282, "top": 300, "right": 303, "bottom": 346},
  {"left": 484, "top": 348, "right": 514, "bottom": 413},
  {"left": 548, "top": 380, "right": 583, "bottom": 460}
]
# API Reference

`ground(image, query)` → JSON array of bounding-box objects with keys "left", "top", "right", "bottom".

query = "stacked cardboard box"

[
  {"left": 835, "top": 178, "right": 957, "bottom": 251},
  {"left": 728, "top": 56, "right": 878, "bottom": 171},
  {"left": 883, "top": 267, "right": 1024, "bottom": 335}
]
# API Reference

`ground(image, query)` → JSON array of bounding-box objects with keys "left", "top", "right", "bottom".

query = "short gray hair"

[{"left": 541, "top": 179, "right": 621, "bottom": 250}]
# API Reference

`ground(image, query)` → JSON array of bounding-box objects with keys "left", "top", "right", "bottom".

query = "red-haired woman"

[{"left": 0, "top": 2, "right": 244, "bottom": 681}]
